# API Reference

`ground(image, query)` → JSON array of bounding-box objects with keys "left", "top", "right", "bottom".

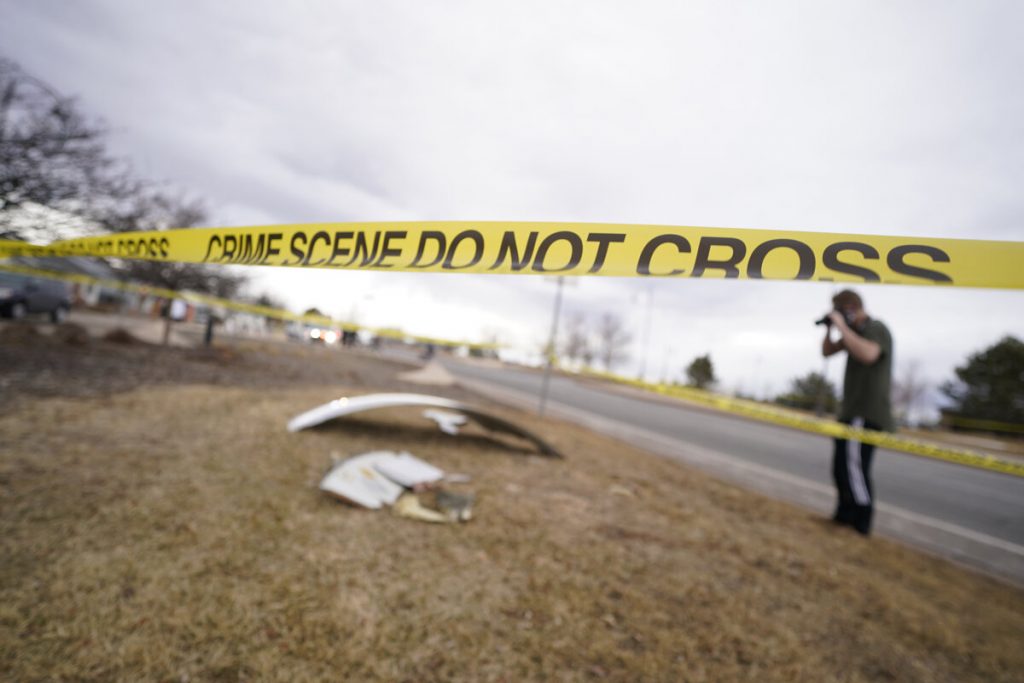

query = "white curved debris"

[{"left": 287, "top": 392, "right": 563, "bottom": 458}]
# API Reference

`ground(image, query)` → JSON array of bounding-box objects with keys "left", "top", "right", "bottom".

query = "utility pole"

[
  {"left": 537, "top": 276, "right": 565, "bottom": 417},
  {"left": 660, "top": 344, "right": 674, "bottom": 384},
  {"left": 637, "top": 284, "right": 654, "bottom": 381}
]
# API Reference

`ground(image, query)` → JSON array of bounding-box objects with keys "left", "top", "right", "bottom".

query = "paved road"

[{"left": 442, "top": 358, "right": 1024, "bottom": 581}]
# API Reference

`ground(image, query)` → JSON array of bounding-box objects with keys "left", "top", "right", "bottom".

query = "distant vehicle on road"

[
  {"left": 0, "top": 272, "right": 71, "bottom": 323},
  {"left": 286, "top": 322, "right": 339, "bottom": 344}
]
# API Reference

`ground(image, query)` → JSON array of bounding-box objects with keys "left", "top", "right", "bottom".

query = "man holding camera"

[{"left": 821, "top": 289, "right": 894, "bottom": 536}]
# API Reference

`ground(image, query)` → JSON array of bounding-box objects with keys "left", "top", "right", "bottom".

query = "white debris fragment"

[
  {"left": 319, "top": 451, "right": 475, "bottom": 524},
  {"left": 319, "top": 452, "right": 404, "bottom": 509},
  {"left": 423, "top": 409, "right": 468, "bottom": 435},
  {"left": 393, "top": 494, "right": 451, "bottom": 523},
  {"left": 373, "top": 452, "right": 445, "bottom": 488}
]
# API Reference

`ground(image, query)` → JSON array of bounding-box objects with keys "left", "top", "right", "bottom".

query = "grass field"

[{"left": 1, "top": 328, "right": 1022, "bottom": 681}]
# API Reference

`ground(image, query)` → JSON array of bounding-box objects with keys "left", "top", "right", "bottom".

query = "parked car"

[{"left": 0, "top": 272, "right": 71, "bottom": 323}]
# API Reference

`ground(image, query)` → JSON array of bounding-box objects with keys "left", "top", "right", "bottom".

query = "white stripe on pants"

[{"left": 846, "top": 417, "right": 871, "bottom": 506}]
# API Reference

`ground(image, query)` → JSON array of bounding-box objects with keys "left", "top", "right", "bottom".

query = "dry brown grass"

[{"left": 1, "top": 345, "right": 1022, "bottom": 682}]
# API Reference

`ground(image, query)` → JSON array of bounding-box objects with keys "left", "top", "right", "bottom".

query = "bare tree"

[
  {"left": 581, "top": 344, "right": 595, "bottom": 367},
  {"left": 561, "top": 312, "right": 591, "bottom": 366},
  {"left": 0, "top": 57, "right": 246, "bottom": 298},
  {"left": 0, "top": 57, "right": 130, "bottom": 238},
  {"left": 101, "top": 189, "right": 246, "bottom": 298},
  {"left": 892, "top": 360, "right": 929, "bottom": 426},
  {"left": 595, "top": 313, "right": 632, "bottom": 371}
]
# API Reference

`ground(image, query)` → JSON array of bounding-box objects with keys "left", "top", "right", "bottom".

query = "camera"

[{"left": 816, "top": 310, "right": 857, "bottom": 327}]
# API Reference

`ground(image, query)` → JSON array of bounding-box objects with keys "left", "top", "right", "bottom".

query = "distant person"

[
  {"left": 821, "top": 289, "right": 893, "bottom": 535},
  {"left": 168, "top": 298, "right": 188, "bottom": 322}
]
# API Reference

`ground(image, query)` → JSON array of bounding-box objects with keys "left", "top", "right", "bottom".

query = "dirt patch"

[
  {"left": 102, "top": 327, "right": 143, "bottom": 345},
  {"left": 0, "top": 344, "right": 1022, "bottom": 682},
  {"left": 53, "top": 322, "right": 91, "bottom": 346},
  {"left": 0, "top": 335, "right": 455, "bottom": 410},
  {"left": 0, "top": 322, "right": 40, "bottom": 343}
]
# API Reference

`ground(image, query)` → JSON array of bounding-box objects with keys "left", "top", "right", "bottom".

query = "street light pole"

[
  {"left": 538, "top": 276, "right": 565, "bottom": 417},
  {"left": 660, "top": 344, "right": 674, "bottom": 384},
  {"left": 638, "top": 284, "right": 654, "bottom": 381}
]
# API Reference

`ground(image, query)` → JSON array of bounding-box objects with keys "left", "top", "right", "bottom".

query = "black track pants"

[{"left": 832, "top": 417, "right": 877, "bottom": 535}]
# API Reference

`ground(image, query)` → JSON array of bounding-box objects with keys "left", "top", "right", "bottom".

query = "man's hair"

[{"left": 832, "top": 289, "right": 863, "bottom": 311}]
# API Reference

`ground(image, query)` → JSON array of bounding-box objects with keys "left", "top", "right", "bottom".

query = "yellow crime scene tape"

[
  {"left": 942, "top": 415, "right": 1024, "bottom": 435},
  {"left": 582, "top": 369, "right": 1024, "bottom": 478},
  {"left": 0, "top": 263, "right": 495, "bottom": 349},
  {"left": 3, "top": 221, "right": 1023, "bottom": 476},
  {"left": 1, "top": 220, "right": 1023, "bottom": 288}
]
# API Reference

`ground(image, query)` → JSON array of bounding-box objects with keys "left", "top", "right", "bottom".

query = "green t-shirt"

[{"left": 840, "top": 318, "right": 894, "bottom": 432}]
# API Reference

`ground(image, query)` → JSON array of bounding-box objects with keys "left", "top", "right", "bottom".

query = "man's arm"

[
  {"left": 828, "top": 312, "right": 881, "bottom": 365},
  {"left": 822, "top": 328, "right": 844, "bottom": 357}
]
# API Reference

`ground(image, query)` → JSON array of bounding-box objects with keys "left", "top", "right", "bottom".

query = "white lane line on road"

[
  {"left": 455, "top": 372, "right": 1024, "bottom": 562},
  {"left": 678, "top": 436, "right": 1024, "bottom": 559}
]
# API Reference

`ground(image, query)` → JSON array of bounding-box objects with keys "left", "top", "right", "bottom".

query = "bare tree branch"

[
  {"left": 0, "top": 57, "right": 129, "bottom": 225},
  {"left": 892, "top": 360, "right": 928, "bottom": 426},
  {"left": 595, "top": 313, "right": 632, "bottom": 371},
  {"left": 0, "top": 56, "right": 246, "bottom": 298},
  {"left": 104, "top": 189, "right": 245, "bottom": 297},
  {"left": 561, "top": 312, "right": 592, "bottom": 366}
]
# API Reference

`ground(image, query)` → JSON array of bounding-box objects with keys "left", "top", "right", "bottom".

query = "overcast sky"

[{"left": 2, "top": 0, "right": 1022, "bottom": 416}]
